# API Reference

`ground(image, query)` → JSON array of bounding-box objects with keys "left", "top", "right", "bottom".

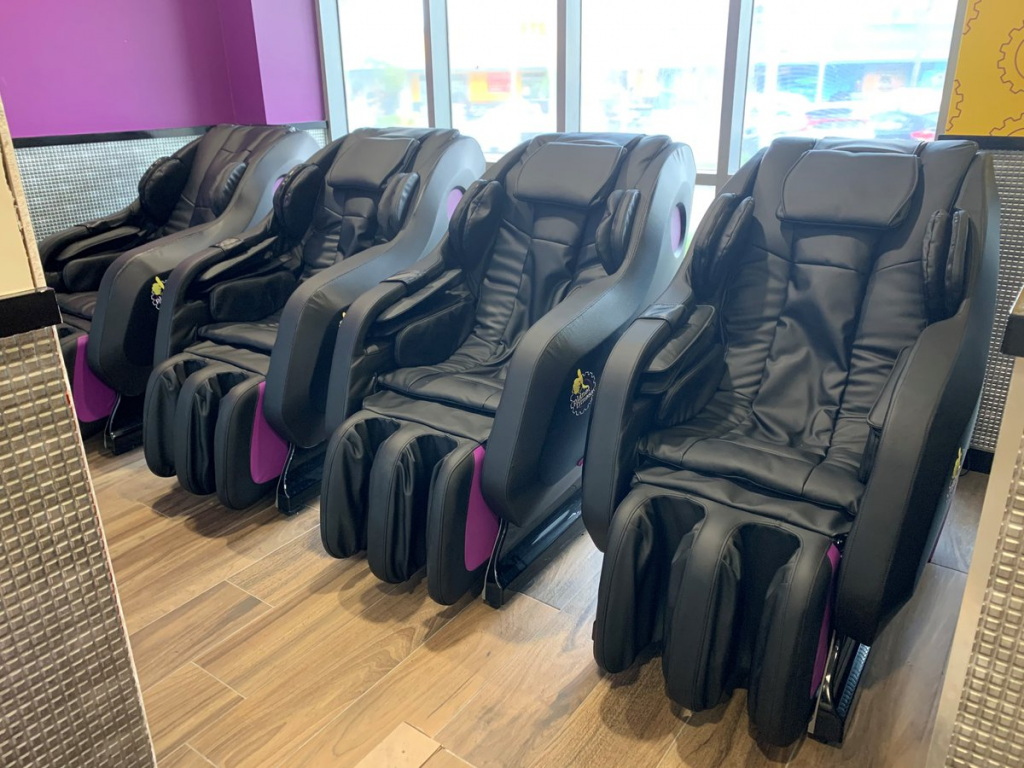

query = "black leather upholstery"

[
  {"left": 43, "top": 124, "right": 317, "bottom": 430},
  {"left": 581, "top": 137, "right": 998, "bottom": 746},
  {"left": 320, "top": 132, "right": 696, "bottom": 605},
  {"left": 143, "top": 128, "right": 484, "bottom": 510}
]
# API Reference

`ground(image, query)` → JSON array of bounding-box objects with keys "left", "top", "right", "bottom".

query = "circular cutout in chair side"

[{"left": 570, "top": 369, "right": 598, "bottom": 416}]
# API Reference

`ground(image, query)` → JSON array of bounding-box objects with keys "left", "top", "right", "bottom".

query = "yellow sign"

[{"left": 946, "top": 1, "right": 1024, "bottom": 136}]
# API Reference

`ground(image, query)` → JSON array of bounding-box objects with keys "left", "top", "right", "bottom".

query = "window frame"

[{"left": 316, "top": 0, "right": 968, "bottom": 190}]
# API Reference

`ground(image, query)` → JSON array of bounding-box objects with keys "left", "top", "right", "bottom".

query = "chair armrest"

[
  {"left": 151, "top": 223, "right": 273, "bottom": 365},
  {"left": 375, "top": 268, "right": 462, "bottom": 328},
  {"left": 38, "top": 206, "right": 138, "bottom": 271},
  {"left": 581, "top": 310, "right": 687, "bottom": 550},
  {"left": 857, "top": 346, "right": 912, "bottom": 482},
  {"left": 263, "top": 242, "right": 441, "bottom": 447},
  {"left": 482, "top": 271, "right": 669, "bottom": 530},
  {"left": 640, "top": 303, "right": 716, "bottom": 394}
]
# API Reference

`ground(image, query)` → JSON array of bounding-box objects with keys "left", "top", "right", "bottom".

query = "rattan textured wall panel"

[
  {"left": 15, "top": 127, "right": 328, "bottom": 241},
  {"left": 974, "top": 150, "right": 1024, "bottom": 453},
  {"left": 0, "top": 328, "right": 153, "bottom": 767}
]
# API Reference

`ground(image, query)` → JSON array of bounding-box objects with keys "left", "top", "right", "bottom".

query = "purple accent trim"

[
  {"left": 810, "top": 543, "right": 842, "bottom": 696},
  {"left": 670, "top": 206, "right": 683, "bottom": 251},
  {"left": 465, "top": 445, "right": 500, "bottom": 571},
  {"left": 72, "top": 335, "right": 117, "bottom": 423},
  {"left": 250, "top": 381, "right": 288, "bottom": 484},
  {"left": 446, "top": 188, "right": 464, "bottom": 220}
]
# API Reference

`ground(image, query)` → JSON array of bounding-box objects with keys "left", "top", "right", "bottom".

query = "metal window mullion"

[
  {"left": 315, "top": 0, "right": 349, "bottom": 139},
  {"left": 557, "top": 0, "right": 582, "bottom": 132},
  {"left": 424, "top": 0, "right": 452, "bottom": 128},
  {"left": 715, "top": 0, "right": 754, "bottom": 189}
]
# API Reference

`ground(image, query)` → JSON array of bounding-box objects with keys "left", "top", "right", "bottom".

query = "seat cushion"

[
  {"left": 56, "top": 291, "right": 99, "bottom": 321},
  {"left": 198, "top": 313, "right": 281, "bottom": 354},
  {"left": 379, "top": 361, "right": 507, "bottom": 414}
]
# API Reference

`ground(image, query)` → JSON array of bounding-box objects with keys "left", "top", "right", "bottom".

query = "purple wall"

[
  {"left": 252, "top": 0, "right": 326, "bottom": 125},
  {"left": 0, "top": 0, "right": 324, "bottom": 138}
]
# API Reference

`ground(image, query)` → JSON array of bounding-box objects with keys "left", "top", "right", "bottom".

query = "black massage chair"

[
  {"left": 320, "top": 133, "right": 697, "bottom": 607},
  {"left": 43, "top": 124, "right": 316, "bottom": 447},
  {"left": 581, "top": 137, "right": 998, "bottom": 746},
  {"left": 143, "top": 128, "right": 484, "bottom": 510}
]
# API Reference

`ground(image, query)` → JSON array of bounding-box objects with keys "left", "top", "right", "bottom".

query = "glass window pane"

[
  {"left": 581, "top": 0, "right": 729, "bottom": 173},
  {"left": 447, "top": 0, "right": 557, "bottom": 160},
  {"left": 338, "top": 0, "right": 428, "bottom": 129},
  {"left": 741, "top": 0, "right": 959, "bottom": 163}
]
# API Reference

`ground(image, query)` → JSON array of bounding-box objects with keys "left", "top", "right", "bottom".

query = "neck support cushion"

[
  {"left": 513, "top": 139, "right": 626, "bottom": 209},
  {"left": 326, "top": 135, "right": 418, "bottom": 191},
  {"left": 777, "top": 149, "right": 920, "bottom": 229}
]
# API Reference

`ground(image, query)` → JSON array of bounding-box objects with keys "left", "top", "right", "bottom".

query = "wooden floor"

[{"left": 86, "top": 435, "right": 986, "bottom": 768}]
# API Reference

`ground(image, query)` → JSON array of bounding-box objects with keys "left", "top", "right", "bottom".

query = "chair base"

[
  {"left": 483, "top": 495, "right": 583, "bottom": 608},
  {"left": 808, "top": 636, "right": 871, "bottom": 745},
  {"left": 105, "top": 394, "right": 145, "bottom": 455},
  {"left": 277, "top": 442, "right": 326, "bottom": 515}
]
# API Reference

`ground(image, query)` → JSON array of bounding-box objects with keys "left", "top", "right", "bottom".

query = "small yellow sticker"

[
  {"left": 952, "top": 446, "right": 963, "bottom": 479},
  {"left": 152, "top": 276, "right": 165, "bottom": 296}
]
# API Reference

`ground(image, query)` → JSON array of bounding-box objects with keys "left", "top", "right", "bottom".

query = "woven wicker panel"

[
  {"left": 15, "top": 127, "right": 328, "bottom": 242},
  {"left": 974, "top": 150, "right": 1024, "bottom": 452},
  {"left": 0, "top": 328, "right": 153, "bottom": 767}
]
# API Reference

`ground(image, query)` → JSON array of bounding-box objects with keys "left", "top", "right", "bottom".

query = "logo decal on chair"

[
  {"left": 570, "top": 369, "right": 597, "bottom": 416},
  {"left": 151, "top": 276, "right": 166, "bottom": 309}
]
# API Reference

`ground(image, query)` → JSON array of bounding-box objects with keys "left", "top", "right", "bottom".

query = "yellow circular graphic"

[
  {"left": 570, "top": 369, "right": 597, "bottom": 416},
  {"left": 999, "top": 23, "right": 1024, "bottom": 95}
]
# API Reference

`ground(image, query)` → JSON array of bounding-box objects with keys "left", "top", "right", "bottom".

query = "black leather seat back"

[
  {"left": 295, "top": 128, "right": 458, "bottom": 278},
  {"left": 448, "top": 134, "right": 672, "bottom": 359},
  {"left": 160, "top": 124, "right": 290, "bottom": 233},
  {"left": 656, "top": 138, "right": 978, "bottom": 500}
]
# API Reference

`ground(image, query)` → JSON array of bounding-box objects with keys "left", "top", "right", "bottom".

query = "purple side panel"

[
  {"left": 810, "top": 543, "right": 842, "bottom": 696},
  {"left": 465, "top": 445, "right": 500, "bottom": 571},
  {"left": 250, "top": 381, "right": 288, "bottom": 484},
  {"left": 447, "top": 188, "right": 464, "bottom": 220},
  {"left": 72, "top": 336, "right": 117, "bottom": 423},
  {"left": 670, "top": 205, "right": 683, "bottom": 251}
]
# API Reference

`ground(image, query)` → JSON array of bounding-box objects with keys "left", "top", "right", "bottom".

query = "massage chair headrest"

[
  {"left": 513, "top": 139, "right": 627, "bottom": 209},
  {"left": 325, "top": 134, "right": 418, "bottom": 192},
  {"left": 777, "top": 149, "right": 920, "bottom": 230}
]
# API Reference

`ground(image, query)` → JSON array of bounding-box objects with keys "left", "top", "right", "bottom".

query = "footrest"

[{"left": 595, "top": 484, "right": 840, "bottom": 746}]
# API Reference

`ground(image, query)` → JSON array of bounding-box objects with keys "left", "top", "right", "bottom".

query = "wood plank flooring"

[{"left": 85, "top": 435, "right": 983, "bottom": 767}]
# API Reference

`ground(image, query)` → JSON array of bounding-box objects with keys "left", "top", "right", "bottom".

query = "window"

[
  {"left": 740, "top": 0, "right": 960, "bottom": 163},
  {"left": 580, "top": 0, "right": 729, "bottom": 172},
  {"left": 338, "top": 0, "right": 428, "bottom": 128},
  {"left": 447, "top": 0, "right": 557, "bottom": 159}
]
